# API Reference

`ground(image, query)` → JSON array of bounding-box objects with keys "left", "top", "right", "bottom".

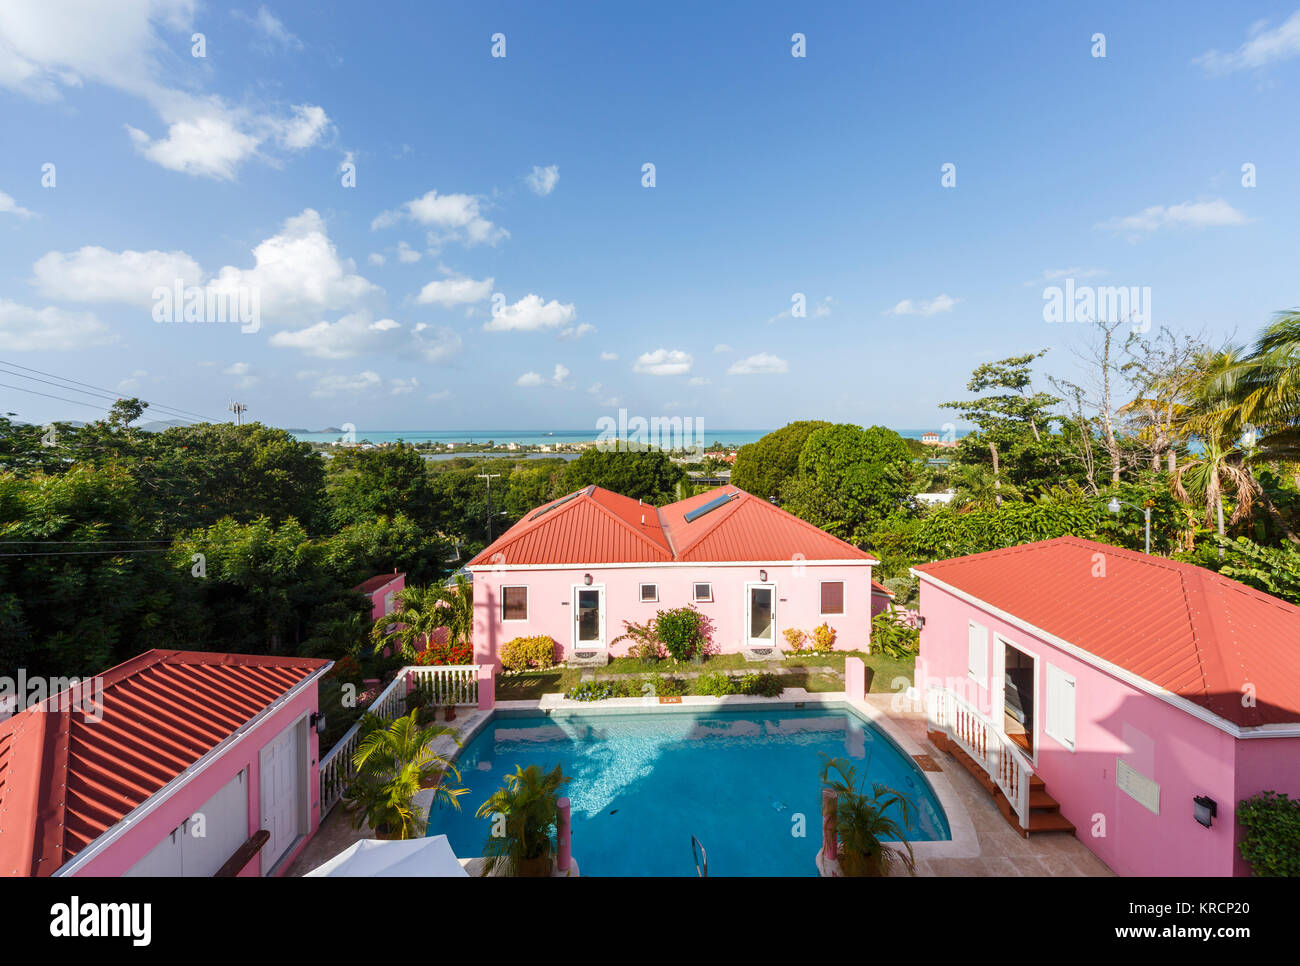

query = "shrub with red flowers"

[{"left": 416, "top": 641, "right": 473, "bottom": 666}]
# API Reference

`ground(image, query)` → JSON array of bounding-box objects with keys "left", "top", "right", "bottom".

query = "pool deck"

[{"left": 287, "top": 691, "right": 1112, "bottom": 877}]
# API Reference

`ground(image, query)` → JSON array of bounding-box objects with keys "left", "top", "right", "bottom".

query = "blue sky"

[{"left": 1, "top": 1, "right": 1298, "bottom": 433}]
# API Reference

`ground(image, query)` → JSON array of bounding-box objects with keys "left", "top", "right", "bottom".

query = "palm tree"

[
  {"left": 1173, "top": 348, "right": 1261, "bottom": 543},
  {"left": 948, "top": 463, "right": 1022, "bottom": 509},
  {"left": 475, "top": 762, "right": 571, "bottom": 877},
  {"left": 342, "top": 711, "right": 467, "bottom": 839},
  {"left": 370, "top": 574, "right": 474, "bottom": 660},
  {"left": 819, "top": 753, "right": 916, "bottom": 876}
]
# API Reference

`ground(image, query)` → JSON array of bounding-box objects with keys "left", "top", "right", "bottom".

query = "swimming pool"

[{"left": 427, "top": 707, "right": 950, "bottom": 876}]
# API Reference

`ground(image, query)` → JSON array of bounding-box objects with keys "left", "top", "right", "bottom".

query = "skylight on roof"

[
  {"left": 684, "top": 492, "right": 736, "bottom": 523},
  {"left": 529, "top": 491, "right": 582, "bottom": 521}
]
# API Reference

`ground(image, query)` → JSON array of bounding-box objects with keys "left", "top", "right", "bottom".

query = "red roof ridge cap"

[{"left": 582, "top": 486, "right": 671, "bottom": 558}]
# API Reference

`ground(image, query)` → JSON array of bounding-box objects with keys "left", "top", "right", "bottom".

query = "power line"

[{"left": 0, "top": 358, "right": 218, "bottom": 423}]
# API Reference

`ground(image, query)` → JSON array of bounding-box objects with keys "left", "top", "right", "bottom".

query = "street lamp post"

[
  {"left": 1107, "top": 497, "right": 1151, "bottom": 554},
  {"left": 476, "top": 472, "right": 501, "bottom": 542}
]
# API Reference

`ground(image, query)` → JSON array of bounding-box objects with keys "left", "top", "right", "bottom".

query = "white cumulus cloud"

[
  {"left": 482, "top": 293, "right": 577, "bottom": 332},
  {"left": 634, "top": 348, "right": 693, "bottom": 376},
  {"left": 526, "top": 164, "right": 559, "bottom": 195},
  {"left": 728, "top": 352, "right": 788, "bottom": 375}
]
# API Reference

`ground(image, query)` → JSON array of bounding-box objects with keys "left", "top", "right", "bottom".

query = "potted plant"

[
  {"left": 475, "top": 762, "right": 572, "bottom": 876},
  {"left": 819, "top": 753, "right": 916, "bottom": 876},
  {"left": 342, "top": 711, "right": 467, "bottom": 839}
]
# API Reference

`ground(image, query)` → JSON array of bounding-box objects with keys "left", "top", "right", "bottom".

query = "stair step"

[
  {"left": 1027, "top": 811, "right": 1076, "bottom": 833},
  {"left": 1028, "top": 788, "right": 1060, "bottom": 810}
]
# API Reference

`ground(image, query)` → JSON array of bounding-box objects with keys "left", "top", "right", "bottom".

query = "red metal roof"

[
  {"left": 0, "top": 650, "right": 328, "bottom": 877},
  {"left": 468, "top": 485, "right": 875, "bottom": 566},
  {"left": 353, "top": 572, "right": 404, "bottom": 595},
  {"left": 914, "top": 536, "right": 1300, "bottom": 729}
]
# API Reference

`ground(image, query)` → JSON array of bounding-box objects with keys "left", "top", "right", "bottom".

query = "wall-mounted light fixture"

[
  {"left": 759, "top": 569, "right": 768, "bottom": 582},
  {"left": 1193, "top": 795, "right": 1217, "bottom": 828},
  {"left": 916, "top": 616, "right": 926, "bottom": 629},
  {"left": 310, "top": 711, "right": 327, "bottom": 735},
  {"left": 583, "top": 573, "right": 593, "bottom": 586}
]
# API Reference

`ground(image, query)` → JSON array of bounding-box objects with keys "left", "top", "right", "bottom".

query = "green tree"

[
  {"left": 560, "top": 449, "right": 684, "bottom": 504},
  {"left": 780, "top": 424, "right": 913, "bottom": 541},
  {"left": 326, "top": 444, "right": 436, "bottom": 529},
  {"left": 731, "top": 420, "right": 832, "bottom": 500}
]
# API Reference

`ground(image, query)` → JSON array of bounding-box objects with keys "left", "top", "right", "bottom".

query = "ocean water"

[
  {"left": 290, "top": 428, "right": 961, "bottom": 447},
  {"left": 427, "top": 707, "right": 949, "bottom": 877}
]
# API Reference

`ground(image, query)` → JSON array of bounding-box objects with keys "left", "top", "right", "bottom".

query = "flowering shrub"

[
  {"left": 500, "top": 635, "right": 557, "bottom": 672},
  {"left": 782, "top": 627, "right": 808, "bottom": 654},
  {"left": 416, "top": 641, "right": 473, "bottom": 666},
  {"left": 328, "top": 654, "right": 364, "bottom": 684},
  {"left": 811, "top": 622, "right": 837, "bottom": 654},
  {"left": 565, "top": 681, "right": 613, "bottom": 702}
]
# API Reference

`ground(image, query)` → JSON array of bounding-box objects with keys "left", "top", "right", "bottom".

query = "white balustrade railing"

[
  {"left": 319, "top": 664, "right": 484, "bottom": 816},
  {"left": 927, "top": 686, "right": 1032, "bottom": 829}
]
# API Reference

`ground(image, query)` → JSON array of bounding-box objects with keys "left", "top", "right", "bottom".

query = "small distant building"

[
  {"left": 353, "top": 572, "right": 405, "bottom": 622},
  {"left": 921, "top": 432, "right": 941, "bottom": 445}
]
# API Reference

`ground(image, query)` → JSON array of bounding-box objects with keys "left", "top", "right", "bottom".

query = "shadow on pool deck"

[{"left": 288, "top": 697, "right": 1113, "bottom": 877}]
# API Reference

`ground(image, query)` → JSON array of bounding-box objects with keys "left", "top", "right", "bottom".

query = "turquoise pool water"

[{"left": 427, "top": 707, "right": 949, "bottom": 876}]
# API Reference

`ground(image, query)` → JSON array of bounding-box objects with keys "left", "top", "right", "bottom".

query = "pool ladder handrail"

[{"left": 691, "top": 834, "right": 708, "bottom": 878}]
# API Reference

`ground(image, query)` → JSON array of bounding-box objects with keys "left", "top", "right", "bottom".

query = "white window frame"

[
  {"left": 692, "top": 582, "right": 713, "bottom": 603},
  {"left": 819, "top": 580, "right": 846, "bottom": 616},
  {"left": 639, "top": 582, "right": 659, "bottom": 603},
  {"left": 501, "top": 585, "right": 529, "bottom": 622},
  {"left": 1045, "top": 662, "right": 1077, "bottom": 752},
  {"left": 968, "top": 621, "right": 989, "bottom": 686}
]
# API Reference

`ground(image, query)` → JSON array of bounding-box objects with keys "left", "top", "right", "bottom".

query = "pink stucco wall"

[
  {"left": 71, "top": 681, "right": 322, "bottom": 877},
  {"left": 917, "top": 578, "right": 1295, "bottom": 877},
  {"left": 362, "top": 574, "right": 404, "bottom": 623},
  {"left": 471, "top": 562, "right": 874, "bottom": 665}
]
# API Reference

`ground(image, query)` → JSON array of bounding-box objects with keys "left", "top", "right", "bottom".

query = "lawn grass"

[{"left": 494, "top": 650, "right": 916, "bottom": 699}]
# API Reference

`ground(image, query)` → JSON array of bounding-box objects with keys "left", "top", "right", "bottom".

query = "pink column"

[
  {"left": 556, "top": 797, "right": 572, "bottom": 873},
  {"left": 845, "top": 656, "right": 865, "bottom": 700},
  {"left": 822, "top": 789, "right": 837, "bottom": 860},
  {"left": 478, "top": 663, "right": 495, "bottom": 710}
]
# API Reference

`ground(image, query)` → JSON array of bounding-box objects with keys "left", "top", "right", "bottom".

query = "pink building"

[
  {"left": 913, "top": 536, "right": 1300, "bottom": 876},
  {"left": 0, "top": 650, "right": 332, "bottom": 878},
  {"left": 353, "top": 571, "right": 405, "bottom": 623},
  {"left": 467, "top": 485, "right": 878, "bottom": 664}
]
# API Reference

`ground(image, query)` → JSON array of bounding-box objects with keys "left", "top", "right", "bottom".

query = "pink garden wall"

[
  {"left": 917, "top": 578, "right": 1294, "bottom": 877},
  {"left": 72, "top": 683, "right": 321, "bottom": 878},
  {"left": 471, "top": 561, "right": 875, "bottom": 666}
]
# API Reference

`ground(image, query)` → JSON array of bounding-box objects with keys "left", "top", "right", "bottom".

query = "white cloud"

[
  {"left": 117, "top": 369, "right": 147, "bottom": 392},
  {"left": 427, "top": 388, "right": 451, "bottom": 401},
  {"left": 32, "top": 246, "right": 203, "bottom": 304},
  {"left": 0, "top": 2, "right": 332, "bottom": 179},
  {"left": 416, "top": 275, "right": 493, "bottom": 306},
  {"left": 299, "top": 369, "right": 383, "bottom": 397},
  {"left": 0, "top": 190, "right": 34, "bottom": 217},
  {"left": 1196, "top": 10, "right": 1300, "bottom": 74},
  {"left": 886, "top": 294, "right": 958, "bottom": 316},
  {"left": 728, "top": 352, "right": 788, "bottom": 375},
  {"left": 713, "top": 343, "right": 732, "bottom": 353},
  {"left": 372, "top": 189, "right": 508, "bottom": 247},
  {"left": 1024, "top": 267, "right": 1106, "bottom": 287},
  {"left": 234, "top": 5, "right": 303, "bottom": 50},
  {"left": 0, "top": 299, "right": 115, "bottom": 351},
  {"left": 517, "top": 363, "right": 570, "bottom": 388},
  {"left": 482, "top": 293, "right": 577, "bottom": 332},
  {"left": 634, "top": 348, "right": 693, "bottom": 376},
  {"left": 396, "top": 240, "right": 421, "bottom": 264},
  {"left": 526, "top": 164, "right": 559, "bottom": 196},
  {"left": 689, "top": 376, "right": 711, "bottom": 386},
  {"left": 559, "top": 323, "right": 596, "bottom": 340},
  {"left": 389, "top": 376, "right": 418, "bottom": 396},
  {"left": 223, "top": 361, "right": 257, "bottom": 389},
  {"left": 410, "top": 323, "right": 462, "bottom": 363},
  {"left": 1097, "top": 199, "right": 1249, "bottom": 234},
  {"left": 600, "top": 350, "right": 619, "bottom": 361},
  {"left": 368, "top": 253, "right": 386, "bottom": 266},
  {"left": 270, "top": 312, "right": 402, "bottom": 359}
]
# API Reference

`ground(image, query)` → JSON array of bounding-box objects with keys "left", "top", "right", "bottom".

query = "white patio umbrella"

[{"left": 306, "top": 835, "right": 469, "bottom": 877}]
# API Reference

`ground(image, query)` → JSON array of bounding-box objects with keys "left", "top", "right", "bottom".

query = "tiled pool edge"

[{"left": 424, "top": 689, "right": 980, "bottom": 864}]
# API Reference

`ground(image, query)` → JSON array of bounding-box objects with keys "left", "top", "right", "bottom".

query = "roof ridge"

[
  {"left": 668, "top": 487, "right": 745, "bottom": 557},
  {"left": 583, "top": 487, "right": 671, "bottom": 557}
]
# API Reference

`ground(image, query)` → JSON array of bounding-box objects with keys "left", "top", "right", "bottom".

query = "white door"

[
  {"left": 746, "top": 583, "right": 776, "bottom": 648},
  {"left": 260, "top": 720, "right": 304, "bottom": 875},
  {"left": 125, "top": 770, "right": 248, "bottom": 877},
  {"left": 572, "top": 585, "right": 606, "bottom": 649}
]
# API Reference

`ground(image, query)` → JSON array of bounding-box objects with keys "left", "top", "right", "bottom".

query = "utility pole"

[
  {"left": 227, "top": 401, "right": 248, "bottom": 426},
  {"left": 477, "top": 472, "right": 501, "bottom": 542}
]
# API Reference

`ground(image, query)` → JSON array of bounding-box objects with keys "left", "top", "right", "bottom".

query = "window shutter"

[
  {"left": 820, "top": 581, "right": 845, "bottom": 614},
  {"left": 967, "top": 623, "right": 988, "bottom": 684},
  {"left": 1047, "top": 664, "right": 1076, "bottom": 750}
]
